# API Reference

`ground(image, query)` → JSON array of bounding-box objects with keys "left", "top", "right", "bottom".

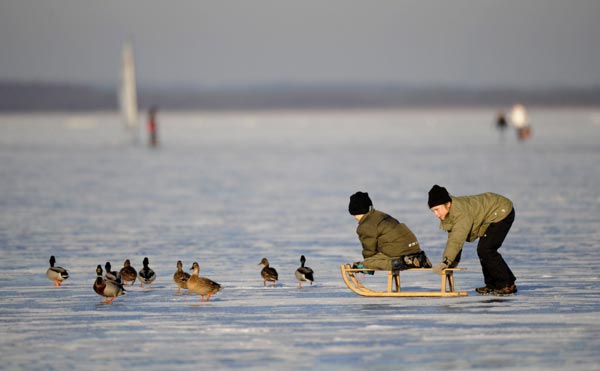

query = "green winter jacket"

[
  {"left": 357, "top": 209, "right": 421, "bottom": 259},
  {"left": 439, "top": 192, "right": 513, "bottom": 263}
]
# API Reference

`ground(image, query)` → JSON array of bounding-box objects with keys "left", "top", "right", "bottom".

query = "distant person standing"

[
  {"left": 510, "top": 104, "right": 532, "bottom": 141},
  {"left": 427, "top": 185, "right": 517, "bottom": 295},
  {"left": 495, "top": 111, "right": 508, "bottom": 131},
  {"left": 147, "top": 106, "right": 159, "bottom": 148}
]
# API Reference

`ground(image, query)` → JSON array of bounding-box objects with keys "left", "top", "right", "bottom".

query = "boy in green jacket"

[
  {"left": 349, "top": 192, "right": 431, "bottom": 271},
  {"left": 427, "top": 185, "right": 517, "bottom": 295}
]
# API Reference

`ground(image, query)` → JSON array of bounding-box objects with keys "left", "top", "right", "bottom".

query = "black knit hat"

[
  {"left": 428, "top": 185, "right": 452, "bottom": 208},
  {"left": 348, "top": 192, "right": 372, "bottom": 215}
]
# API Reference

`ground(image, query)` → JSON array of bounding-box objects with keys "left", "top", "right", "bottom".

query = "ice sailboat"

[{"left": 119, "top": 42, "right": 139, "bottom": 143}]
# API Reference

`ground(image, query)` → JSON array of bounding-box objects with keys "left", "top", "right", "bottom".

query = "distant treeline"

[{"left": 1, "top": 81, "right": 599, "bottom": 112}]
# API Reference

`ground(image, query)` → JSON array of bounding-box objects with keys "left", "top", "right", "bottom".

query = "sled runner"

[{"left": 340, "top": 264, "right": 468, "bottom": 297}]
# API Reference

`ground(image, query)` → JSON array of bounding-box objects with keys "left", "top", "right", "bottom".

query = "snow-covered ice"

[{"left": 1, "top": 108, "right": 599, "bottom": 370}]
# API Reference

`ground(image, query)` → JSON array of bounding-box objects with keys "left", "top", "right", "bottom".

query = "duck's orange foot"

[
  {"left": 54, "top": 281, "right": 61, "bottom": 287},
  {"left": 104, "top": 297, "right": 116, "bottom": 304}
]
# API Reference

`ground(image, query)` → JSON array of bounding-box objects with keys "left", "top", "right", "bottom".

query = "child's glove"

[{"left": 432, "top": 261, "right": 448, "bottom": 275}]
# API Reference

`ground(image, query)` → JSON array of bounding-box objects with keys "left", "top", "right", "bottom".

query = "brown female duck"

[
  {"left": 187, "top": 262, "right": 221, "bottom": 302},
  {"left": 173, "top": 260, "right": 190, "bottom": 295},
  {"left": 119, "top": 259, "right": 137, "bottom": 286},
  {"left": 259, "top": 257, "right": 278, "bottom": 287}
]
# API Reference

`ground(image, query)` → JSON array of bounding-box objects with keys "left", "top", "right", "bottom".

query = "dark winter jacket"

[
  {"left": 440, "top": 192, "right": 513, "bottom": 263},
  {"left": 356, "top": 209, "right": 421, "bottom": 259}
]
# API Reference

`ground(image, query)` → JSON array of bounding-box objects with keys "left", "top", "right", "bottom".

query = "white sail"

[{"left": 119, "top": 42, "right": 139, "bottom": 139}]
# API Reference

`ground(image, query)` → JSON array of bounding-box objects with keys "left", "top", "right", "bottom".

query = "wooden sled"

[{"left": 340, "top": 264, "right": 468, "bottom": 297}]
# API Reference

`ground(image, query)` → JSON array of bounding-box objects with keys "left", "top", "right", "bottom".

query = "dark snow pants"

[{"left": 477, "top": 208, "right": 516, "bottom": 289}]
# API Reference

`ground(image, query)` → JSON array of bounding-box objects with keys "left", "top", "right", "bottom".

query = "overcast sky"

[{"left": 1, "top": 0, "right": 599, "bottom": 89}]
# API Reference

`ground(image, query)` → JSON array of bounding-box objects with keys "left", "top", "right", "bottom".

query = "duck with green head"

[
  {"left": 295, "top": 255, "right": 314, "bottom": 288},
  {"left": 104, "top": 261, "right": 122, "bottom": 285},
  {"left": 138, "top": 257, "right": 156, "bottom": 288},
  {"left": 93, "top": 265, "right": 125, "bottom": 303},
  {"left": 46, "top": 256, "right": 69, "bottom": 286}
]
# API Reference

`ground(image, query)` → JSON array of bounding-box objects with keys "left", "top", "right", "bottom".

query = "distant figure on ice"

[
  {"left": 495, "top": 111, "right": 508, "bottom": 131},
  {"left": 348, "top": 192, "right": 431, "bottom": 272},
  {"left": 427, "top": 185, "right": 517, "bottom": 295},
  {"left": 147, "top": 106, "right": 159, "bottom": 147},
  {"left": 517, "top": 125, "right": 532, "bottom": 141},
  {"left": 510, "top": 103, "right": 532, "bottom": 141}
]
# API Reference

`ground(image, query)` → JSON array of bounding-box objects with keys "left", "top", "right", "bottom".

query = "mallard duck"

[
  {"left": 46, "top": 255, "right": 69, "bottom": 286},
  {"left": 93, "top": 264, "right": 125, "bottom": 303},
  {"left": 295, "top": 255, "right": 314, "bottom": 288},
  {"left": 138, "top": 257, "right": 156, "bottom": 288},
  {"left": 173, "top": 260, "right": 190, "bottom": 295},
  {"left": 119, "top": 259, "right": 137, "bottom": 286},
  {"left": 259, "top": 257, "right": 278, "bottom": 287},
  {"left": 104, "top": 261, "right": 122, "bottom": 284},
  {"left": 187, "top": 262, "right": 221, "bottom": 302}
]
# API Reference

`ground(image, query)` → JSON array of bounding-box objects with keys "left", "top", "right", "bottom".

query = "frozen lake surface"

[{"left": 1, "top": 108, "right": 599, "bottom": 370}]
